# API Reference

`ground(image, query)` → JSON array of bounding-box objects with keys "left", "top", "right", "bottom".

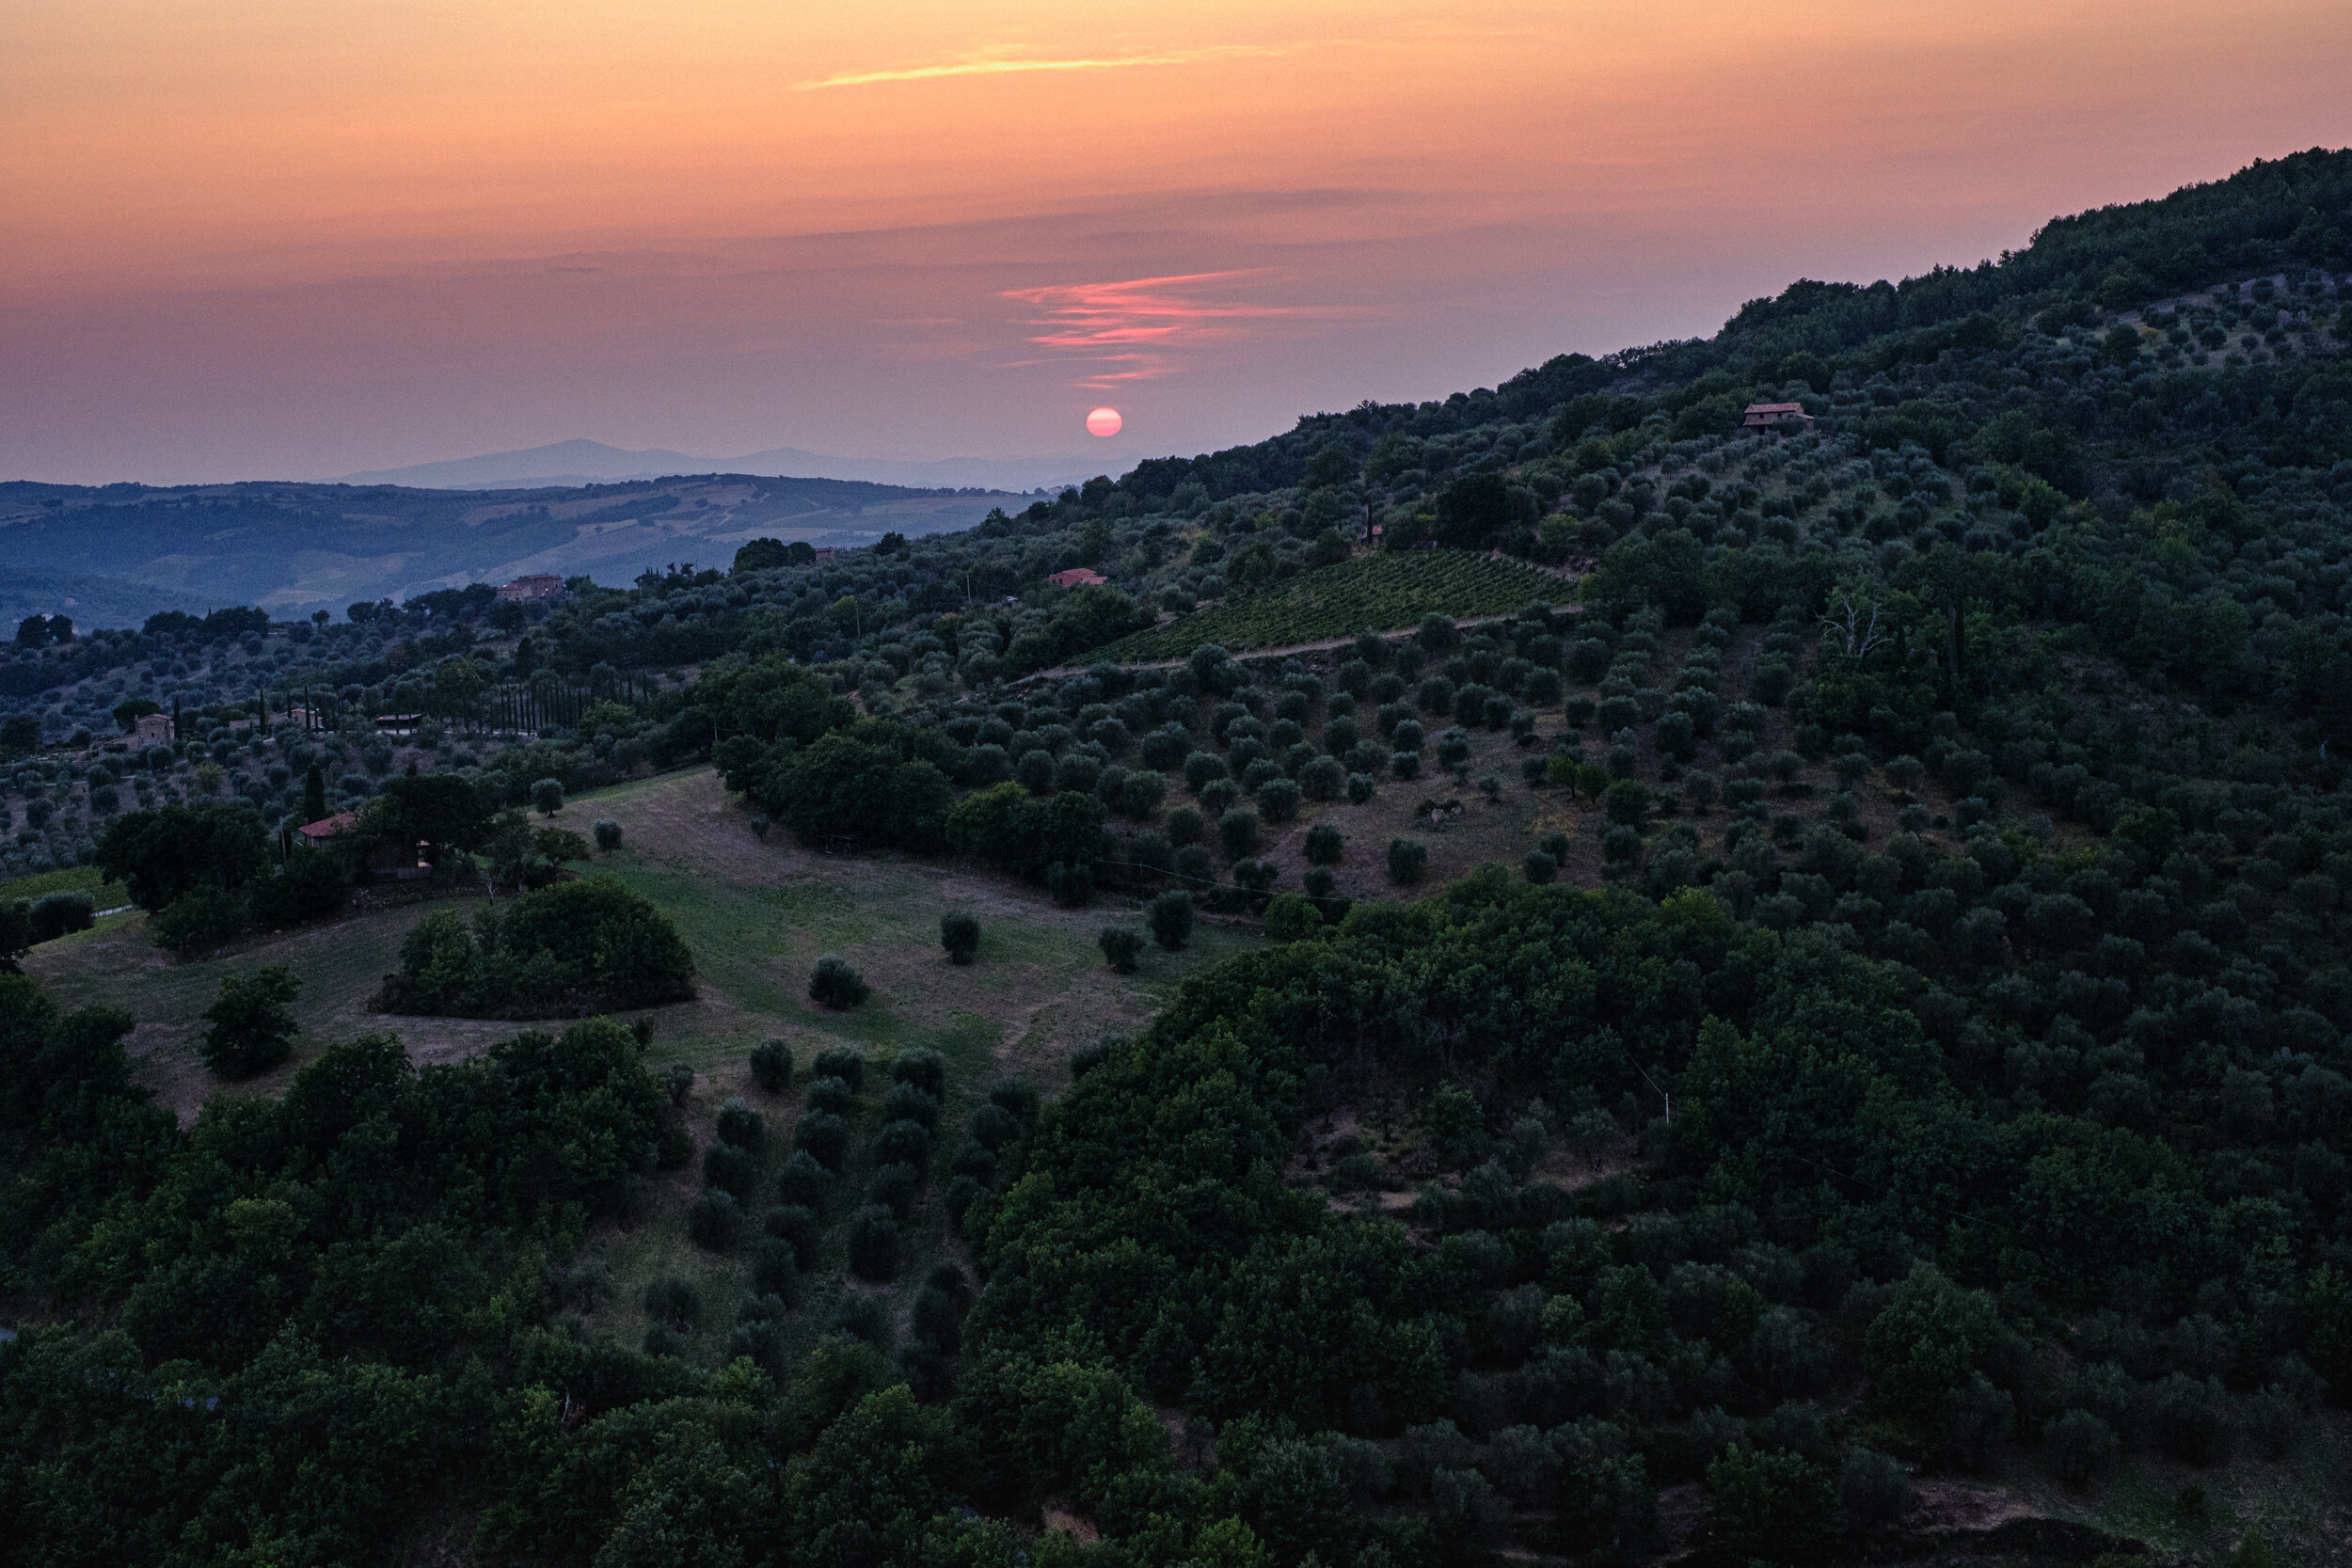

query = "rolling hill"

[{"left": 0, "top": 471, "right": 1022, "bottom": 616}]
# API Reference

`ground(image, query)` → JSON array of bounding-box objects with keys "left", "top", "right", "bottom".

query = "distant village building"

[
  {"left": 1046, "top": 567, "right": 1108, "bottom": 588},
  {"left": 811, "top": 546, "right": 837, "bottom": 564},
  {"left": 132, "top": 712, "right": 175, "bottom": 747},
  {"left": 296, "top": 813, "right": 426, "bottom": 879},
  {"left": 496, "top": 574, "right": 565, "bottom": 604},
  {"left": 1741, "top": 402, "right": 1815, "bottom": 432}
]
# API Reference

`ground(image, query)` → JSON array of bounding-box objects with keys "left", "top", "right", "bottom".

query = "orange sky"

[{"left": 4, "top": 0, "right": 2349, "bottom": 483}]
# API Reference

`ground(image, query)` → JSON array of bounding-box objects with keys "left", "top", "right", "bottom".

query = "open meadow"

[{"left": 29, "top": 765, "right": 1259, "bottom": 1122}]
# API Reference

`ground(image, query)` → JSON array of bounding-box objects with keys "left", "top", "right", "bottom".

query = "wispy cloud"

[
  {"left": 795, "top": 44, "right": 1286, "bottom": 91},
  {"left": 1002, "top": 270, "right": 1362, "bottom": 388}
]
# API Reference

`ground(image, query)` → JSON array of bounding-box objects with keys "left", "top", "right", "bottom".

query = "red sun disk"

[{"left": 1086, "top": 406, "right": 1122, "bottom": 437}]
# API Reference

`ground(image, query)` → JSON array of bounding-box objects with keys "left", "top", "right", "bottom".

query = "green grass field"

[
  {"left": 1100, "top": 548, "right": 1568, "bottom": 661},
  {"left": 26, "top": 765, "right": 1257, "bottom": 1118},
  {"left": 0, "top": 863, "right": 130, "bottom": 911}
]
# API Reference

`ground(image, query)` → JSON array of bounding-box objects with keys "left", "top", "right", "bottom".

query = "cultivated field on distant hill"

[{"left": 1101, "top": 549, "right": 1565, "bottom": 661}]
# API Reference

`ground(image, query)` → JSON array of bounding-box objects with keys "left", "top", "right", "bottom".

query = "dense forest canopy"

[{"left": 6, "top": 149, "right": 2352, "bottom": 1568}]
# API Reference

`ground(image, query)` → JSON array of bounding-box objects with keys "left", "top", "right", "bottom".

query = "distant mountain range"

[
  {"left": 333, "top": 439, "right": 1097, "bottom": 495},
  {"left": 0, "top": 471, "right": 1020, "bottom": 623}
]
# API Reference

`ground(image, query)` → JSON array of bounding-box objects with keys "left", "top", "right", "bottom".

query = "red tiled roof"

[
  {"left": 297, "top": 813, "right": 358, "bottom": 839},
  {"left": 1047, "top": 567, "right": 1108, "bottom": 588}
]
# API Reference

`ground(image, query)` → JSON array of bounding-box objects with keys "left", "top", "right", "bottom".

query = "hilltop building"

[
  {"left": 1047, "top": 567, "right": 1108, "bottom": 588},
  {"left": 496, "top": 574, "right": 565, "bottom": 604}
]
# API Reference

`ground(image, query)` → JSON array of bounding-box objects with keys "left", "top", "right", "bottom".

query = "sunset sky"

[{"left": 4, "top": 0, "right": 2348, "bottom": 484}]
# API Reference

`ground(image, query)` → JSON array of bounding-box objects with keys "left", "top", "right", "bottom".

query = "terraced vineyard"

[{"left": 1100, "top": 548, "right": 1566, "bottom": 660}]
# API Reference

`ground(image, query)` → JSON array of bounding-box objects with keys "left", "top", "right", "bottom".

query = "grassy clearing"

[
  {"left": 1100, "top": 549, "right": 1566, "bottom": 661},
  {"left": 0, "top": 863, "right": 130, "bottom": 910},
  {"left": 27, "top": 765, "right": 1258, "bottom": 1121}
]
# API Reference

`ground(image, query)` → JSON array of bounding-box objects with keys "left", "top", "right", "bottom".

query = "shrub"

[
  {"left": 939, "top": 911, "right": 980, "bottom": 963},
  {"left": 747, "top": 1238, "right": 797, "bottom": 1303},
  {"left": 702, "top": 1140, "right": 758, "bottom": 1199},
  {"left": 1148, "top": 890, "right": 1195, "bottom": 950},
  {"left": 715, "top": 1095, "right": 765, "bottom": 1149},
  {"left": 644, "top": 1275, "right": 703, "bottom": 1330},
  {"left": 1347, "top": 771, "right": 1377, "bottom": 803},
  {"left": 1100, "top": 926, "right": 1144, "bottom": 973},
  {"left": 151, "top": 885, "right": 248, "bottom": 958},
  {"left": 1219, "top": 810, "right": 1260, "bottom": 859},
  {"left": 749, "top": 1038, "right": 793, "bottom": 1092},
  {"left": 593, "top": 818, "right": 622, "bottom": 852},
  {"left": 873, "top": 1118, "right": 933, "bottom": 1170},
  {"left": 1257, "top": 778, "right": 1301, "bottom": 823},
  {"left": 2151, "top": 1373, "right": 2230, "bottom": 1464},
  {"left": 2047, "top": 1409, "right": 2121, "bottom": 1488},
  {"left": 1837, "top": 1446, "right": 1910, "bottom": 1529},
  {"left": 775, "top": 1149, "right": 836, "bottom": 1209},
  {"left": 893, "top": 1046, "right": 946, "bottom": 1099},
  {"left": 846, "top": 1204, "right": 901, "bottom": 1280},
  {"left": 831, "top": 1292, "right": 894, "bottom": 1352},
  {"left": 688, "top": 1187, "right": 744, "bottom": 1249},
  {"left": 866, "top": 1162, "right": 922, "bottom": 1218},
  {"left": 532, "top": 777, "right": 564, "bottom": 816},
  {"left": 1523, "top": 849, "right": 1558, "bottom": 884},
  {"left": 812, "top": 1044, "right": 865, "bottom": 1090},
  {"left": 970, "top": 1103, "right": 1020, "bottom": 1152},
  {"left": 374, "top": 875, "right": 694, "bottom": 1017},
  {"left": 200, "top": 966, "right": 301, "bottom": 1079},
  {"left": 1305, "top": 821, "right": 1344, "bottom": 864},
  {"left": 1166, "top": 805, "right": 1206, "bottom": 847},
  {"left": 882, "top": 1083, "right": 940, "bottom": 1128},
  {"left": 763, "top": 1203, "right": 822, "bottom": 1267},
  {"left": 989, "top": 1078, "right": 1040, "bottom": 1122},
  {"left": 808, "top": 956, "right": 869, "bottom": 1009},
  {"left": 792, "top": 1111, "right": 850, "bottom": 1170},
  {"left": 1389, "top": 837, "right": 1429, "bottom": 885},
  {"left": 245, "top": 847, "right": 345, "bottom": 929},
  {"left": 1263, "top": 893, "right": 1324, "bottom": 942},
  {"left": 664, "top": 1063, "right": 695, "bottom": 1105},
  {"left": 1603, "top": 778, "right": 1650, "bottom": 827},
  {"left": 1300, "top": 755, "right": 1345, "bottom": 800},
  {"left": 1120, "top": 769, "right": 1167, "bottom": 820},
  {"left": 28, "top": 890, "right": 97, "bottom": 942},
  {"left": 805, "top": 1075, "right": 855, "bottom": 1116},
  {"left": 1708, "top": 1447, "right": 1834, "bottom": 1560}
]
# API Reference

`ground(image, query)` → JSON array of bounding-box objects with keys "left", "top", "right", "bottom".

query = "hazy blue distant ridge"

[{"left": 334, "top": 438, "right": 1088, "bottom": 494}]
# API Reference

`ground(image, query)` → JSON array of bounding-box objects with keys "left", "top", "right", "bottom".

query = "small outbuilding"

[
  {"left": 1047, "top": 567, "right": 1108, "bottom": 588},
  {"left": 296, "top": 813, "right": 427, "bottom": 879},
  {"left": 1741, "top": 402, "right": 1815, "bottom": 432}
]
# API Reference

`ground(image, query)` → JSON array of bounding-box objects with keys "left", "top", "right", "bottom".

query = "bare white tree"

[{"left": 1820, "top": 591, "right": 1886, "bottom": 659}]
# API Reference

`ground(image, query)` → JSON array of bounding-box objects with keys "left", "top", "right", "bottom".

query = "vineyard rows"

[{"left": 1101, "top": 550, "right": 1567, "bottom": 662}]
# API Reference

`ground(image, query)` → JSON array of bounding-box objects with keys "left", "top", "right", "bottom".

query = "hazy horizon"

[{"left": 7, "top": 0, "right": 2348, "bottom": 486}]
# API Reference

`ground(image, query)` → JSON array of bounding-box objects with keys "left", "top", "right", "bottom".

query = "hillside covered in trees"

[{"left": 7, "top": 149, "right": 2352, "bottom": 1567}]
